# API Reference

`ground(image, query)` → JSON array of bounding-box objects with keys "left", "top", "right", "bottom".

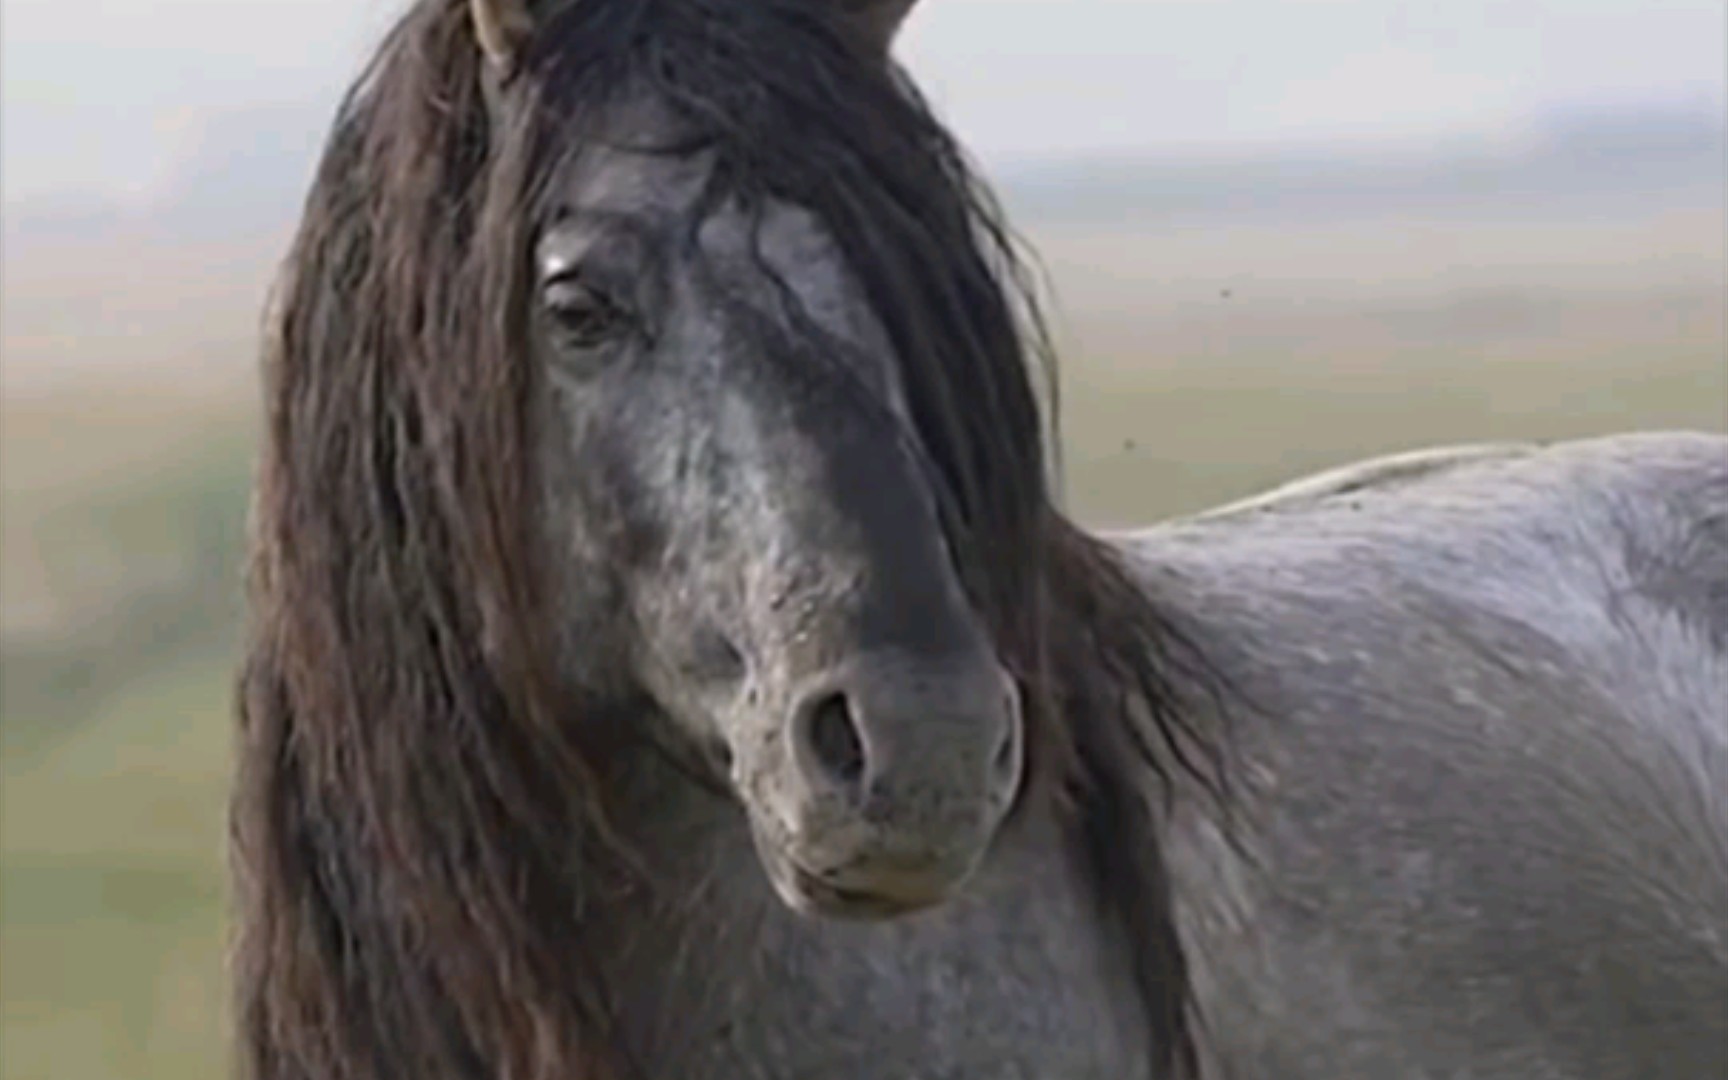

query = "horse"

[{"left": 231, "top": 0, "right": 1728, "bottom": 1076}]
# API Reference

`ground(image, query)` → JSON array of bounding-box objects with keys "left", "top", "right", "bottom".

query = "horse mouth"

[
  {"left": 784, "top": 860, "right": 946, "bottom": 920},
  {"left": 750, "top": 822, "right": 964, "bottom": 921}
]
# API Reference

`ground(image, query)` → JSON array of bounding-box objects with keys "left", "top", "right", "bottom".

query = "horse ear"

[
  {"left": 839, "top": 0, "right": 919, "bottom": 54},
  {"left": 471, "top": 0, "right": 534, "bottom": 72}
]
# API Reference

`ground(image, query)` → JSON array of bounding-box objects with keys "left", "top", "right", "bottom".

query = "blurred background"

[{"left": 1, "top": 1, "right": 1723, "bottom": 1076}]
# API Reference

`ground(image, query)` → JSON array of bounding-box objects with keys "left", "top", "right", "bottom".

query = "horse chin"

[
  {"left": 748, "top": 825, "right": 967, "bottom": 922},
  {"left": 769, "top": 853, "right": 952, "bottom": 922}
]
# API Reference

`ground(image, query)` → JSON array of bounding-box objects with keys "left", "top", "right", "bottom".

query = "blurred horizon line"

[{"left": 2, "top": 87, "right": 1721, "bottom": 219}]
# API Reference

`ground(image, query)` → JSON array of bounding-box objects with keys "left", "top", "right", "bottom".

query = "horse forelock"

[{"left": 237, "top": 3, "right": 1225, "bottom": 1078}]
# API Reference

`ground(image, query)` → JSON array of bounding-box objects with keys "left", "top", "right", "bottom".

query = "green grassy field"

[
  {"left": 2, "top": 206, "right": 1723, "bottom": 1079},
  {"left": 1, "top": 392, "right": 252, "bottom": 1080}
]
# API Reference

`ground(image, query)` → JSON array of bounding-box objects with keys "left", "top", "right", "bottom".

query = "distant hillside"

[
  {"left": 997, "top": 103, "right": 1726, "bottom": 226},
  {"left": 1, "top": 103, "right": 331, "bottom": 390}
]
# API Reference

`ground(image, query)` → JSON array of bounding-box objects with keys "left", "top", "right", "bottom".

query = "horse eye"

[{"left": 543, "top": 277, "right": 629, "bottom": 348}]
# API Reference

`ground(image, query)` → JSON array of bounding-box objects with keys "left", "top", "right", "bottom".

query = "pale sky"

[{"left": 3, "top": 0, "right": 1724, "bottom": 206}]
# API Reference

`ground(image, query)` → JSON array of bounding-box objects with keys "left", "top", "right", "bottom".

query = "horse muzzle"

[{"left": 738, "top": 649, "right": 1025, "bottom": 920}]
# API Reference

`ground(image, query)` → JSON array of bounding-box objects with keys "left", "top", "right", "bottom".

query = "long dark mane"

[{"left": 234, "top": 2, "right": 1228, "bottom": 1077}]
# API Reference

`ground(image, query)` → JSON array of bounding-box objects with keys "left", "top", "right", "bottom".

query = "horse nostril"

[
  {"left": 800, "top": 691, "right": 867, "bottom": 794},
  {"left": 711, "top": 738, "right": 736, "bottom": 776}
]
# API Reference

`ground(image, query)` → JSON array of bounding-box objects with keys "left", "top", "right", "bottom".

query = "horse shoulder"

[{"left": 1111, "top": 431, "right": 1728, "bottom": 1078}]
